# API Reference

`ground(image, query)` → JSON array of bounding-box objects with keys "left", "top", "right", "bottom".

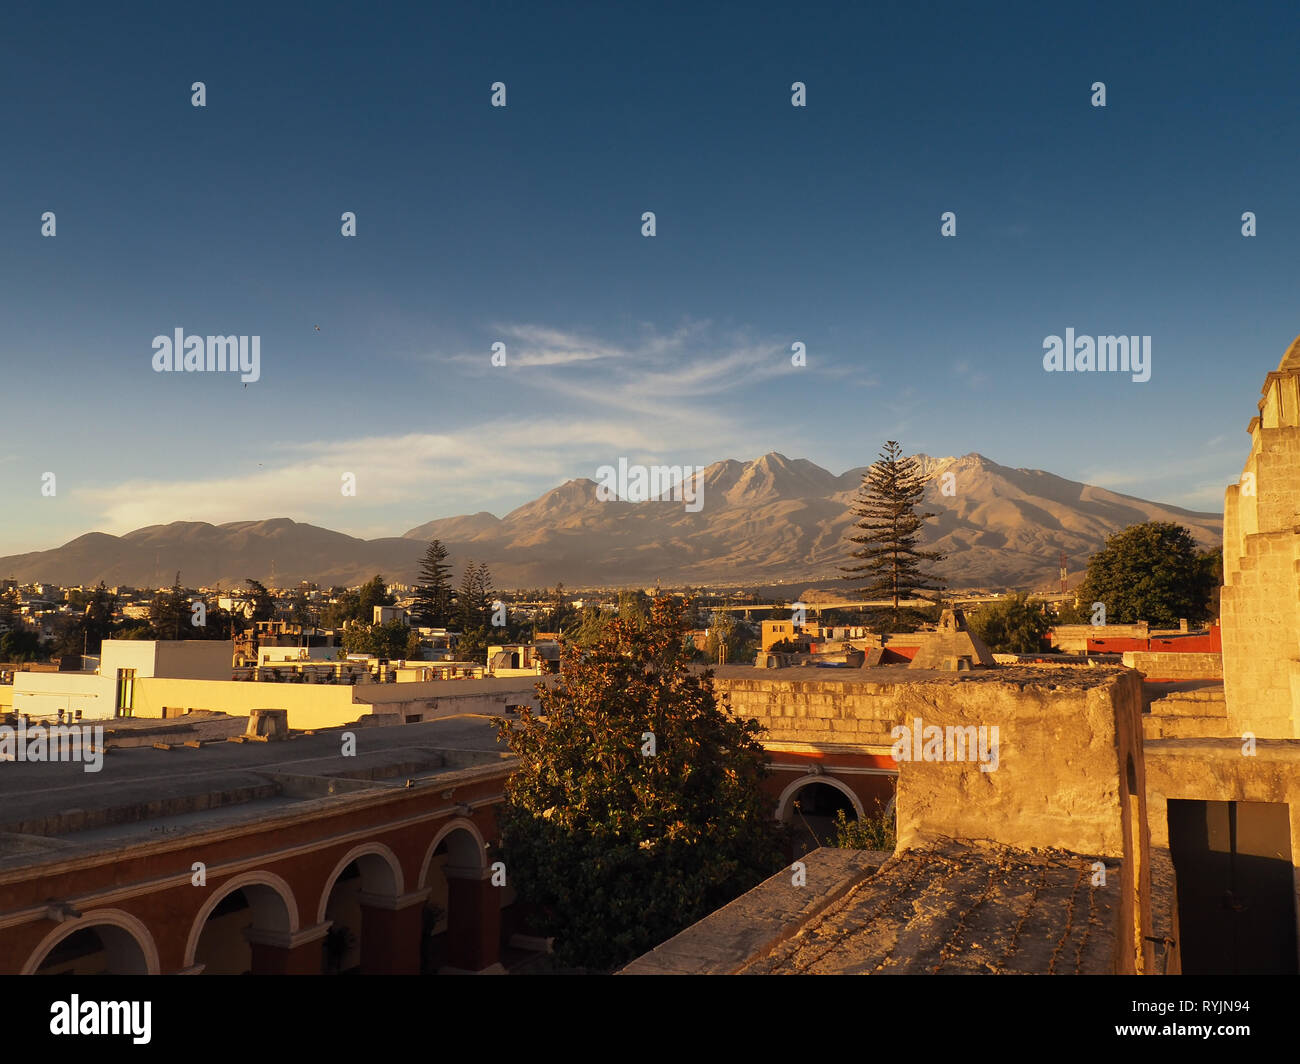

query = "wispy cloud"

[
  {"left": 67, "top": 321, "right": 847, "bottom": 535},
  {"left": 952, "top": 360, "right": 989, "bottom": 389},
  {"left": 72, "top": 414, "right": 780, "bottom": 535}
]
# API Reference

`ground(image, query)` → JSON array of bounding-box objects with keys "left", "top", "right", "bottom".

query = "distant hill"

[{"left": 0, "top": 453, "right": 1222, "bottom": 590}]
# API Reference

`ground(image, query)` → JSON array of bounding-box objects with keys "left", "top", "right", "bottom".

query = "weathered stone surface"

[
  {"left": 618, "top": 848, "right": 888, "bottom": 975},
  {"left": 743, "top": 841, "right": 1118, "bottom": 975},
  {"left": 623, "top": 841, "right": 1119, "bottom": 976}
]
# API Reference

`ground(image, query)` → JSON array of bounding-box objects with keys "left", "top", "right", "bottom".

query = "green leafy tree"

[
  {"left": 704, "top": 610, "right": 744, "bottom": 664},
  {"left": 244, "top": 579, "right": 277, "bottom": 623},
  {"left": 566, "top": 604, "right": 611, "bottom": 648},
  {"left": 842, "top": 441, "right": 945, "bottom": 630},
  {"left": 455, "top": 627, "right": 490, "bottom": 664},
  {"left": 357, "top": 575, "right": 392, "bottom": 620},
  {"left": 541, "top": 583, "right": 579, "bottom": 633},
  {"left": 322, "top": 588, "right": 361, "bottom": 628},
  {"left": 1075, "top": 522, "right": 1217, "bottom": 627},
  {"left": 969, "top": 593, "right": 1052, "bottom": 653},
  {"left": 412, "top": 540, "right": 454, "bottom": 628},
  {"left": 341, "top": 619, "right": 412, "bottom": 659},
  {"left": 288, "top": 588, "right": 317, "bottom": 630},
  {"left": 62, "top": 582, "right": 118, "bottom": 656},
  {"left": 0, "top": 628, "right": 44, "bottom": 663},
  {"left": 1053, "top": 599, "right": 1092, "bottom": 625},
  {"left": 617, "top": 589, "right": 651, "bottom": 629},
  {"left": 490, "top": 597, "right": 783, "bottom": 970},
  {"left": 149, "top": 575, "right": 190, "bottom": 640},
  {"left": 185, "top": 593, "right": 235, "bottom": 641},
  {"left": 1197, "top": 548, "right": 1223, "bottom": 621}
]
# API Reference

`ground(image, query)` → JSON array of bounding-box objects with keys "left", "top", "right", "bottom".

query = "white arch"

[
  {"left": 775, "top": 774, "right": 865, "bottom": 822},
  {"left": 419, "top": 817, "right": 488, "bottom": 887},
  {"left": 22, "top": 908, "right": 160, "bottom": 976},
  {"left": 316, "top": 843, "right": 404, "bottom": 923},
  {"left": 183, "top": 871, "right": 299, "bottom": 967}
]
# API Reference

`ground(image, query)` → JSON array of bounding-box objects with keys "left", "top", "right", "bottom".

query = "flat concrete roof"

[{"left": 0, "top": 713, "right": 512, "bottom": 870}]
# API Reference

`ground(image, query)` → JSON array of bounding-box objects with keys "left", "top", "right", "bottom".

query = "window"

[{"left": 115, "top": 668, "right": 135, "bottom": 718}]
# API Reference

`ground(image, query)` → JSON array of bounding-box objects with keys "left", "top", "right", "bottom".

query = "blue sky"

[{"left": 1, "top": 1, "right": 1298, "bottom": 554}]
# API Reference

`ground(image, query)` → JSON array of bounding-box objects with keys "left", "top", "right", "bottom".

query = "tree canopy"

[
  {"left": 969, "top": 593, "right": 1051, "bottom": 653},
  {"left": 341, "top": 618, "right": 416, "bottom": 660},
  {"left": 244, "top": 579, "right": 277, "bottom": 623},
  {"left": 490, "top": 596, "right": 782, "bottom": 970},
  {"left": 1074, "top": 522, "right": 1217, "bottom": 626}
]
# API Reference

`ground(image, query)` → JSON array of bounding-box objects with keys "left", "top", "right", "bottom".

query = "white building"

[{"left": 4, "top": 640, "right": 231, "bottom": 721}]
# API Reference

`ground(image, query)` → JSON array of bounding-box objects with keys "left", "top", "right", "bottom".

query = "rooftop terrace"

[{"left": 0, "top": 712, "right": 511, "bottom": 874}]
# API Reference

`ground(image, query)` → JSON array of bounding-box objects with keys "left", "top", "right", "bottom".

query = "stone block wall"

[
  {"left": 1122, "top": 651, "right": 1222, "bottom": 681},
  {"left": 1221, "top": 342, "right": 1300, "bottom": 739}
]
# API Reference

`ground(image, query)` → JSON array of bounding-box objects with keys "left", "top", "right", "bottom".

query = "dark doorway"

[
  {"left": 1168, "top": 799, "right": 1298, "bottom": 974},
  {"left": 787, "top": 782, "right": 856, "bottom": 857}
]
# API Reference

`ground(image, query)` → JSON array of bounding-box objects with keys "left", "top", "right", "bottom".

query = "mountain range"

[{"left": 0, "top": 453, "right": 1223, "bottom": 591}]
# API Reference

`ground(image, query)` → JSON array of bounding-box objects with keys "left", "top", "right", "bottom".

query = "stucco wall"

[
  {"left": 130, "top": 675, "right": 545, "bottom": 730},
  {"left": 6, "top": 672, "right": 116, "bottom": 719},
  {"left": 150, "top": 641, "right": 234, "bottom": 680}
]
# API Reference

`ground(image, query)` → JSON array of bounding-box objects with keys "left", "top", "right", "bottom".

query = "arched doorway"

[
  {"left": 318, "top": 846, "right": 402, "bottom": 975},
  {"left": 779, "top": 776, "right": 865, "bottom": 857},
  {"left": 420, "top": 820, "right": 499, "bottom": 973},
  {"left": 187, "top": 875, "right": 296, "bottom": 975},
  {"left": 25, "top": 911, "right": 158, "bottom": 975}
]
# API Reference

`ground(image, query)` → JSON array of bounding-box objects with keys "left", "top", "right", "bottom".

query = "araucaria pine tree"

[
  {"left": 842, "top": 441, "right": 945, "bottom": 627},
  {"left": 412, "top": 539, "right": 453, "bottom": 627}
]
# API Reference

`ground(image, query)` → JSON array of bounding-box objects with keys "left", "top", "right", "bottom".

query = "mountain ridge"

[{"left": 0, "top": 453, "right": 1222, "bottom": 590}]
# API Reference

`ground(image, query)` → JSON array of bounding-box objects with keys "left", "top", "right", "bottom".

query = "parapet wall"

[
  {"left": 713, "top": 666, "right": 1144, "bottom": 857},
  {"left": 894, "top": 671, "right": 1143, "bottom": 859},
  {"left": 713, "top": 671, "right": 901, "bottom": 751}
]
